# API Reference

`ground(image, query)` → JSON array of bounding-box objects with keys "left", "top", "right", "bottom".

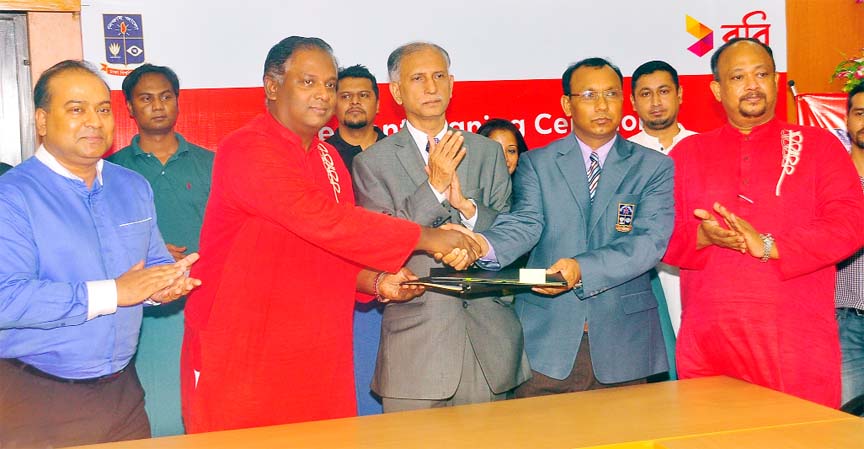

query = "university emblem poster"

[{"left": 101, "top": 14, "right": 144, "bottom": 77}]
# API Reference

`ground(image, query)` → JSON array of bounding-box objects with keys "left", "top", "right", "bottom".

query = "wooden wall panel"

[
  {"left": 26, "top": 11, "right": 83, "bottom": 86},
  {"left": 0, "top": 1, "right": 79, "bottom": 12},
  {"left": 786, "top": 0, "right": 864, "bottom": 120}
]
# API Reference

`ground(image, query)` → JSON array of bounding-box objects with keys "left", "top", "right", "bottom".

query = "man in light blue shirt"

[{"left": 0, "top": 60, "right": 200, "bottom": 448}]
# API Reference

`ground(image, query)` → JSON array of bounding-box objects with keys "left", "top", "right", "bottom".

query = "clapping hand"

[
  {"left": 712, "top": 202, "right": 770, "bottom": 259},
  {"left": 694, "top": 204, "right": 745, "bottom": 252},
  {"left": 426, "top": 131, "right": 466, "bottom": 194},
  {"left": 150, "top": 253, "right": 202, "bottom": 304},
  {"left": 165, "top": 243, "right": 188, "bottom": 262}
]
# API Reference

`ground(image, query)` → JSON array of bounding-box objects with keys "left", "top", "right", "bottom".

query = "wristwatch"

[{"left": 758, "top": 233, "right": 774, "bottom": 263}]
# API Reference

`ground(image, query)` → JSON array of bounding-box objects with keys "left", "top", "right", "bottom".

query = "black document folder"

[{"left": 402, "top": 266, "right": 568, "bottom": 295}]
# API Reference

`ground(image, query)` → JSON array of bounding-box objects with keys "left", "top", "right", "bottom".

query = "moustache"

[{"left": 739, "top": 92, "right": 766, "bottom": 102}]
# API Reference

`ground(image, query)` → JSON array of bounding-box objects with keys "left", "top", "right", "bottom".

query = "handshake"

[{"left": 417, "top": 223, "right": 488, "bottom": 270}]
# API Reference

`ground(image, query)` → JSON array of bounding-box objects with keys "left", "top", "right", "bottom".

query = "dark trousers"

[
  {"left": 514, "top": 333, "right": 645, "bottom": 398},
  {"left": 0, "top": 359, "right": 150, "bottom": 448}
]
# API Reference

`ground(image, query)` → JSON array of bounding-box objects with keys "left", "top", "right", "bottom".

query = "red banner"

[
  {"left": 796, "top": 93, "right": 851, "bottom": 147},
  {"left": 107, "top": 74, "right": 788, "bottom": 155}
]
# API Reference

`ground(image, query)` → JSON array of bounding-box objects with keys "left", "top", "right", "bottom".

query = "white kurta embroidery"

[
  {"left": 776, "top": 130, "right": 802, "bottom": 196},
  {"left": 318, "top": 142, "right": 341, "bottom": 203}
]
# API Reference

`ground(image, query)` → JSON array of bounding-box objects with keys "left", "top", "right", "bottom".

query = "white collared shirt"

[
  {"left": 405, "top": 120, "right": 448, "bottom": 165},
  {"left": 35, "top": 144, "right": 105, "bottom": 186},
  {"left": 628, "top": 123, "right": 697, "bottom": 155}
]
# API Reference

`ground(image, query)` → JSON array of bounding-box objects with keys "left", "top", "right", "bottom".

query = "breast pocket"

[{"left": 116, "top": 217, "right": 153, "bottom": 261}]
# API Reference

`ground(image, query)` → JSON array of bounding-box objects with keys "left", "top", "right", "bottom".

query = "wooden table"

[
  {"left": 72, "top": 376, "right": 858, "bottom": 449},
  {"left": 655, "top": 419, "right": 864, "bottom": 449}
]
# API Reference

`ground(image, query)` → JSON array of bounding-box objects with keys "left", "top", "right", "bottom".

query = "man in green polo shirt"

[{"left": 108, "top": 63, "right": 213, "bottom": 436}]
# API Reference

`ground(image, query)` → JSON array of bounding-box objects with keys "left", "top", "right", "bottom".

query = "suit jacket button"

[
  {"left": 433, "top": 218, "right": 442, "bottom": 226},
  {"left": 462, "top": 300, "right": 469, "bottom": 309}
]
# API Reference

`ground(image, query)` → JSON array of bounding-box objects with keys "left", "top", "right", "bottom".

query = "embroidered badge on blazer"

[{"left": 616, "top": 203, "right": 636, "bottom": 232}]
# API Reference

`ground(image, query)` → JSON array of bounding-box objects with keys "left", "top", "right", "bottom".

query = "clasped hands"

[
  {"left": 695, "top": 202, "right": 774, "bottom": 259},
  {"left": 116, "top": 252, "right": 202, "bottom": 307}
]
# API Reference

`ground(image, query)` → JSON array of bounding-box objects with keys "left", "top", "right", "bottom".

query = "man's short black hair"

[
  {"left": 561, "top": 57, "right": 623, "bottom": 96},
  {"left": 338, "top": 64, "right": 379, "bottom": 98},
  {"left": 848, "top": 83, "right": 864, "bottom": 114},
  {"left": 33, "top": 60, "right": 106, "bottom": 109},
  {"left": 122, "top": 64, "right": 180, "bottom": 102},
  {"left": 263, "top": 36, "right": 335, "bottom": 83},
  {"left": 710, "top": 37, "right": 775, "bottom": 81},
  {"left": 631, "top": 60, "right": 680, "bottom": 92}
]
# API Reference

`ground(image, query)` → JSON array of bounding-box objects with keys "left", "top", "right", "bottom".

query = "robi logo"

[
  {"left": 685, "top": 11, "right": 772, "bottom": 58},
  {"left": 686, "top": 15, "right": 713, "bottom": 57}
]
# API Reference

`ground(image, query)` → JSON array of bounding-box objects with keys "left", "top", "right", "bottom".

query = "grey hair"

[{"left": 387, "top": 42, "right": 450, "bottom": 82}]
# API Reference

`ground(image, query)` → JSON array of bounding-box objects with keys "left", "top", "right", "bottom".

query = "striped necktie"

[{"left": 587, "top": 151, "right": 601, "bottom": 202}]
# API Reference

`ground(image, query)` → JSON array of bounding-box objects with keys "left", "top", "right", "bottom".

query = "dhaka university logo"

[{"left": 103, "top": 14, "right": 145, "bottom": 71}]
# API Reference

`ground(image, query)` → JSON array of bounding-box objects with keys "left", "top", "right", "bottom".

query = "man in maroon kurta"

[
  {"left": 181, "top": 36, "right": 478, "bottom": 433},
  {"left": 664, "top": 38, "right": 864, "bottom": 408}
]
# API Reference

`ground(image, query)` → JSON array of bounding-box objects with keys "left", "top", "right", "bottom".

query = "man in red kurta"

[
  {"left": 665, "top": 38, "right": 864, "bottom": 408},
  {"left": 181, "top": 36, "right": 479, "bottom": 433}
]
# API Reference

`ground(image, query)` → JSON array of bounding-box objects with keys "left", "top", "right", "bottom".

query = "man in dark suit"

[
  {"left": 470, "top": 57, "right": 673, "bottom": 396},
  {"left": 352, "top": 42, "right": 530, "bottom": 412}
]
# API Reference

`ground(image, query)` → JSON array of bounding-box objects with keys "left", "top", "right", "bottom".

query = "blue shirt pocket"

[{"left": 116, "top": 217, "right": 152, "bottom": 262}]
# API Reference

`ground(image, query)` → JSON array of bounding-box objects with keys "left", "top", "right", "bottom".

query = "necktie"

[
  {"left": 587, "top": 151, "right": 601, "bottom": 202},
  {"left": 425, "top": 137, "right": 440, "bottom": 153}
]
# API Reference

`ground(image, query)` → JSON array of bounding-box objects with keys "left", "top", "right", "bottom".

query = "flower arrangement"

[{"left": 832, "top": 49, "right": 864, "bottom": 93}]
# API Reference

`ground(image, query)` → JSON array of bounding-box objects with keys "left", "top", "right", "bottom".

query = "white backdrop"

[{"left": 81, "top": 0, "right": 787, "bottom": 89}]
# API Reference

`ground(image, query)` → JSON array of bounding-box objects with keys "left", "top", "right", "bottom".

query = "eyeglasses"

[{"left": 569, "top": 89, "right": 623, "bottom": 103}]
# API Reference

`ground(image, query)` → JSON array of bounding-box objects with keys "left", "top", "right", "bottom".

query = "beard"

[
  {"left": 343, "top": 117, "right": 369, "bottom": 129},
  {"left": 852, "top": 129, "right": 864, "bottom": 150},
  {"left": 738, "top": 92, "right": 768, "bottom": 118},
  {"left": 643, "top": 115, "right": 676, "bottom": 131}
]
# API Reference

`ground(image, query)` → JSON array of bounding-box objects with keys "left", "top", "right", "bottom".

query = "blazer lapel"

[
  {"left": 393, "top": 128, "right": 429, "bottom": 188},
  {"left": 587, "top": 138, "right": 635, "bottom": 237},
  {"left": 555, "top": 139, "right": 590, "bottom": 221}
]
